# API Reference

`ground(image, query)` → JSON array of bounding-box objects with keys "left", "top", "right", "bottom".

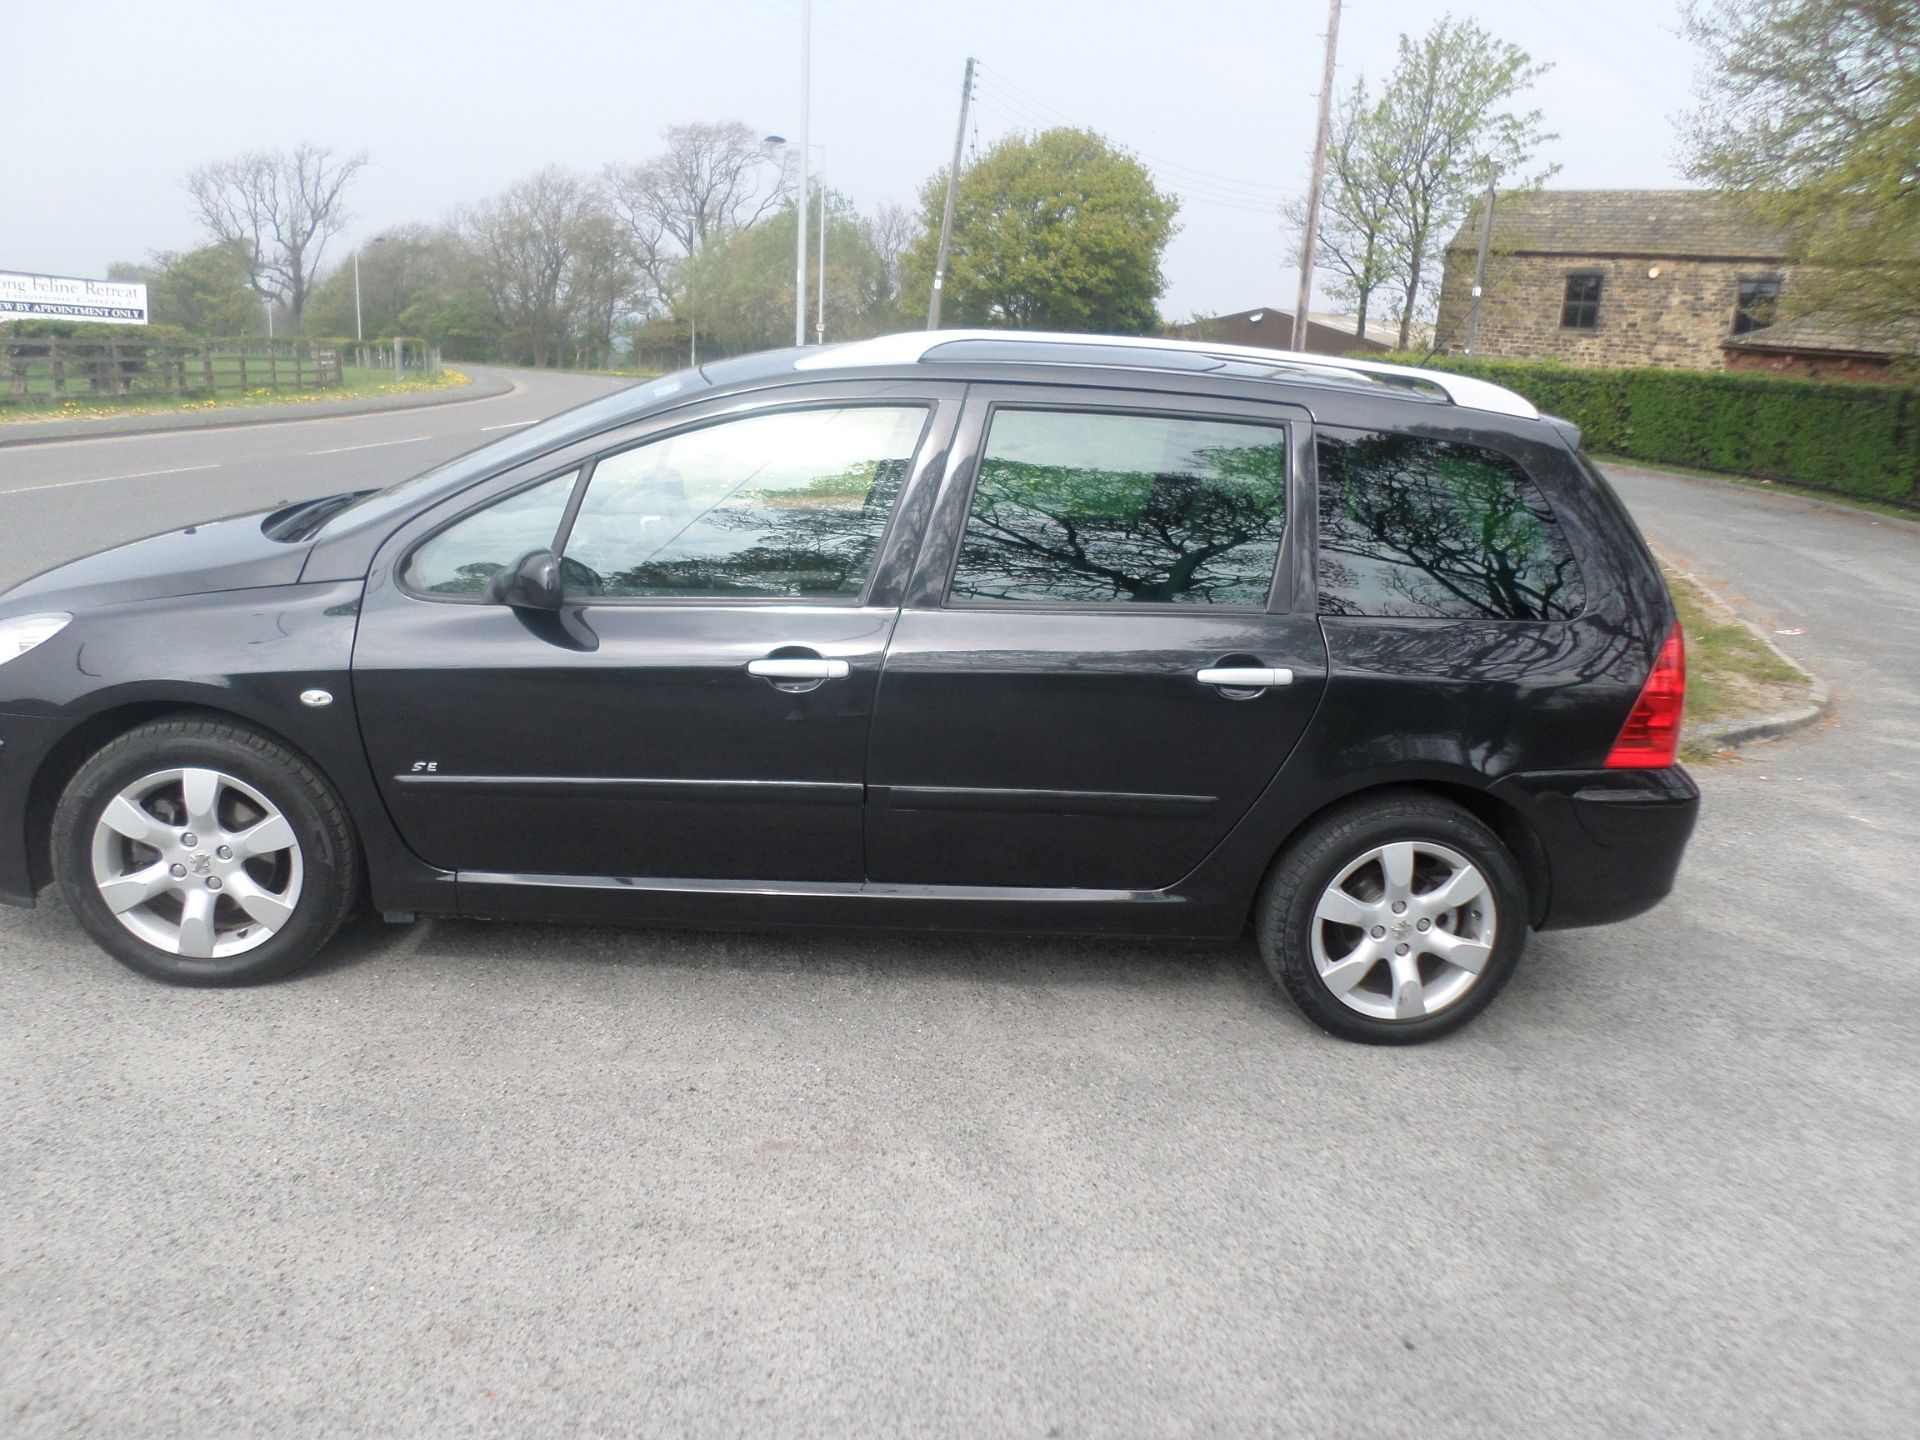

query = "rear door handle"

[
  {"left": 1195, "top": 666, "right": 1294, "bottom": 688},
  {"left": 747, "top": 657, "right": 850, "bottom": 680}
]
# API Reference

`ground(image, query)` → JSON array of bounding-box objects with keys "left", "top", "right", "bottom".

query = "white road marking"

[
  {"left": 0, "top": 463, "right": 220, "bottom": 496},
  {"left": 479, "top": 420, "right": 537, "bottom": 431},
  {"left": 307, "top": 435, "right": 432, "bottom": 456}
]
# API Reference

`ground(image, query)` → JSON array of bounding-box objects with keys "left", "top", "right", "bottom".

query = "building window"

[
  {"left": 1560, "top": 273, "right": 1603, "bottom": 330},
  {"left": 1733, "top": 277, "right": 1783, "bottom": 335}
]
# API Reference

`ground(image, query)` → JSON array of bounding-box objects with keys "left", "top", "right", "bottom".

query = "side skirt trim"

[{"left": 457, "top": 870, "right": 1182, "bottom": 906}]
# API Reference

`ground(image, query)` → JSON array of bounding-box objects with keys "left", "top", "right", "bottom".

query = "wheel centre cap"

[
  {"left": 1392, "top": 917, "right": 1412, "bottom": 939},
  {"left": 187, "top": 851, "right": 213, "bottom": 877}
]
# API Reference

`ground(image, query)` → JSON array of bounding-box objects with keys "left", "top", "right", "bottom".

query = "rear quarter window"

[{"left": 1315, "top": 428, "right": 1585, "bottom": 621}]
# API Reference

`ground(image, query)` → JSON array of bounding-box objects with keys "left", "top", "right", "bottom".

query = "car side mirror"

[{"left": 485, "top": 549, "right": 565, "bottom": 611}]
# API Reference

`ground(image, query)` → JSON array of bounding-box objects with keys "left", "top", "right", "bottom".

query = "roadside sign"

[{"left": 0, "top": 270, "right": 149, "bottom": 325}]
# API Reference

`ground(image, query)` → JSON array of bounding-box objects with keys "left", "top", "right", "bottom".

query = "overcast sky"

[{"left": 11, "top": 0, "right": 1698, "bottom": 319}]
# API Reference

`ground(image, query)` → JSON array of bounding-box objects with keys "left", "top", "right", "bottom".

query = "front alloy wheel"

[
  {"left": 90, "top": 767, "right": 304, "bottom": 959},
  {"left": 54, "top": 716, "right": 358, "bottom": 985}
]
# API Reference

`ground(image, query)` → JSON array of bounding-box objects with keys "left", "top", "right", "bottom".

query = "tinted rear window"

[
  {"left": 1315, "top": 429, "right": 1584, "bottom": 621},
  {"left": 948, "top": 408, "right": 1288, "bottom": 606}
]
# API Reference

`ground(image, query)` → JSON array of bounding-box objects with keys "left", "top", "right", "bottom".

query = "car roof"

[{"left": 762, "top": 329, "right": 1538, "bottom": 420}]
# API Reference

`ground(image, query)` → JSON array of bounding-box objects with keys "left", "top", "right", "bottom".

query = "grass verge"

[
  {"left": 1663, "top": 564, "right": 1815, "bottom": 761},
  {"left": 0, "top": 365, "right": 470, "bottom": 426}
]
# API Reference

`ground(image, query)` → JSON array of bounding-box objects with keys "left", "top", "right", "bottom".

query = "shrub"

[{"left": 1383, "top": 355, "right": 1919, "bottom": 506}]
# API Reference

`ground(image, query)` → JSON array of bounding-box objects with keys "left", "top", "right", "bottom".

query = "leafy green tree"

[
  {"left": 1347, "top": 19, "right": 1555, "bottom": 348},
  {"left": 680, "top": 192, "right": 892, "bottom": 357},
  {"left": 108, "top": 241, "right": 261, "bottom": 336},
  {"left": 901, "top": 128, "right": 1180, "bottom": 334},
  {"left": 1683, "top": 0, "right": 1920, "bottom": 337}
]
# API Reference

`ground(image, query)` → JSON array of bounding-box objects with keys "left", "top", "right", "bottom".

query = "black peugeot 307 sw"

[{"left": 0, "top": 332, "right": 1698, "bottom": 1043}]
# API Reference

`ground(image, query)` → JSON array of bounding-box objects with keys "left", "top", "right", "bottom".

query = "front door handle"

[
  {"left": 747, "top": 657, "right": 850, "bottom": 681},
  {"left": 1196, "top": 666, "right": 1294, "bottom": 688}
]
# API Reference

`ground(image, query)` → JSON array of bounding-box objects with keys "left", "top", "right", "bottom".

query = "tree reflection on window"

[
  {"left": 1315, "top": 430, "right": 1585, "bottom": 621},
  {"left": 949, "top": 411, "right": 1287, "bottom": 606}
]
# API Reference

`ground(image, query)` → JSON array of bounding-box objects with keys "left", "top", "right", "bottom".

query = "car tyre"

[
  {"left": 1256, "top": 792, "right": 1527, "bottom": 1044},
  {"left": 52, "top": 716, "right": 359, "bottom": 986}
]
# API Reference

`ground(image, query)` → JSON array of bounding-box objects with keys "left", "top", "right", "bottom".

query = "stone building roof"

[
  {"left": 1446, "top": 189, "right": 1788, "bottom": 261},
  {"left": 1722, "top": 310, "right": 1920, "bottom": 358}
]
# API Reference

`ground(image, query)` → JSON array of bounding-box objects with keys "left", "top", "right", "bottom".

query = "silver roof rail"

[{"left": 792, "top": 329, "right": 1538, "bottom": 420}]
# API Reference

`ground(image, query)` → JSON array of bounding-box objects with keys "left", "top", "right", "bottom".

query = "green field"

[{"left": 1664, "top": 565, "right": 1813, "bottom": 760}]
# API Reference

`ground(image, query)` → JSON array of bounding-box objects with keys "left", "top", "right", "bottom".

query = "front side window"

[
  {"left": 1316, "top": 429, "right": 1585, "bottom": 621},
  {"left": 1733, "top": 276, "right": 1782, "bottom": 335},
  {"left": 402, "top": 470, "right": 579, "bottom": 595},
  {"left": 947, "top": 409, "right": 1288, "bottom": 607},
  {"left": 560, "top": 405, "right": 928, "bottom": 599},
  {"left": 1561, "top": 273, "right": 1603, "bottom": 329}
]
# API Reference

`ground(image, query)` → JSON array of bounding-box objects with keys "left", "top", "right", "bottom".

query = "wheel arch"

[
  {"left": 1257, "top": 777, "right": 1552, "bottom": 929},
  {"left": 25, "top": 697, "right": 355, "bottom": 896}
]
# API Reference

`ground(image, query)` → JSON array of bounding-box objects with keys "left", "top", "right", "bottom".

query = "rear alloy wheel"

[
  {"left": 1256, "top": 794, "right": 1526, "bottom": 1043},
  {"left": 54, "top": 717, "right": 358, "bottom": 985}
]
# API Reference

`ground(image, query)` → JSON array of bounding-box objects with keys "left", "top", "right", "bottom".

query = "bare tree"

[
  {"left": 604, "top": 121, "right": 788, "bottom": 308},
  {"left": 465, "top": 168, "right": 634, "bottom": 368},
  {"left": 861, "top": 200, "right": 921, "bottom": 316},
  {"left": 185, "top": 144, "right": 367, "bottom": 333}
]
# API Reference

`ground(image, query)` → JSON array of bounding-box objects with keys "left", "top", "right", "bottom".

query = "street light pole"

[
  {"left": 794, "top": 0, "right": 811, "bottom": 348},
  {"left": 353, "top": 235, "right": 389, "bottom": 350},
  {"left": 816, "top": 153, "right": 827, "bottom": 343}
]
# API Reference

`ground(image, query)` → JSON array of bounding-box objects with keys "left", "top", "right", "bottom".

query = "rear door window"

[
  {"left": 947, "top": 408, "right": 1288, "bottom": 607},
  {"left": 1315, "top": 429, "right": 1584, "bottom": 621}
]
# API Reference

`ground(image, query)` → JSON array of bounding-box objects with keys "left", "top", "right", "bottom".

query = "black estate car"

[{"left": 0, "top": 332, "right": 1698, "bottom": 1043}]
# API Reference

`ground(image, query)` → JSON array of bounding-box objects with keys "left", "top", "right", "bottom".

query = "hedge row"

[{"left": 1384, "top": 354, "right": 1919, "bottom": 506}]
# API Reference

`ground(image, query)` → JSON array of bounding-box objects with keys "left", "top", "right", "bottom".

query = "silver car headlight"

[{"left": 0, "top": 612, "right": 73, "bottom": 663}]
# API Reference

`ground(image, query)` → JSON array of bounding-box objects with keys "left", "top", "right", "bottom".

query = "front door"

[
  {"left": 353, "top": 388, "right": 958, "bottom": 884},
  {"left": 865, "top": 387, "right": 1327, "bottom": 892}
]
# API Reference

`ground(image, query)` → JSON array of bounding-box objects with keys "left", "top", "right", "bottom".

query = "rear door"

[{"left": 865, "top": 385, "right": 1327, "bottom": 892}]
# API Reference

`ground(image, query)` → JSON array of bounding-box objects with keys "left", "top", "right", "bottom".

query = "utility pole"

[
  {"left": 794, "top": 0, "right": 811, "bottom": 348},
  {"left": 927, "top": 55, "right": 976, "bottom": 330},
  {"left": 1292, "top": 0, "right": 1342, "bottom": 355},
  {"left": 1463, "top": 167, "right": 1499, "bottom": 354}
]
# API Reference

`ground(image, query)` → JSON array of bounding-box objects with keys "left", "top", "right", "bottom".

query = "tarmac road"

[{"left": 0, "top": 373, "right": 1913, "bottom": 1438}]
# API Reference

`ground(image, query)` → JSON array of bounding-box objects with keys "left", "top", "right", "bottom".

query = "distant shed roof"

[{"left": 1447, "top": 189, "right": 1789, "bottom": 261}]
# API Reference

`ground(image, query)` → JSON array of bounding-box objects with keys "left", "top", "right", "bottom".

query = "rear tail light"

[{"left": 1606, "top": 624, "right": 1686, "bottom": 768}]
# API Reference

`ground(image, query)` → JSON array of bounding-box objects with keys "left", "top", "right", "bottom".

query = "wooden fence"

[{"left": 0, "top": 339, "right": 344, "bottom": 404}]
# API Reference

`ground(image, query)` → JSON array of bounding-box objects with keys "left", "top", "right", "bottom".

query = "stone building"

[{"left": 1433, "top": 190, "right": 1801, "bottom": 370}]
